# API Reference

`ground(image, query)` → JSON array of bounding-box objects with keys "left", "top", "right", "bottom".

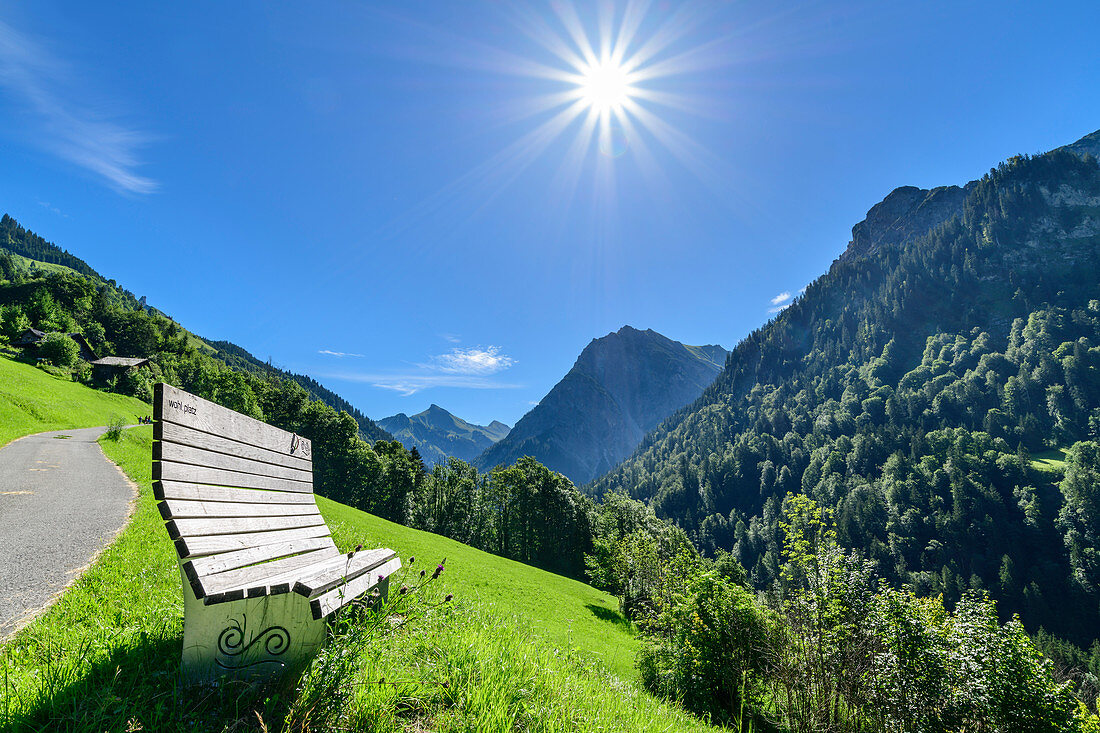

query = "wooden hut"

[{"left": 90, "top": 356, "right": 150, "bottom": 381}]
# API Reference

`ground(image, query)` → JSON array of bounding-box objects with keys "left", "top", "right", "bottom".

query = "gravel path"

[{"left": 0, "top": 426, "right": 135, "bottom": 639}]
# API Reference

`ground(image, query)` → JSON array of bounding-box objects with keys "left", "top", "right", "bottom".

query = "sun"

[{"left": 577, "top": 58, "right": 634, "bottom": 114}]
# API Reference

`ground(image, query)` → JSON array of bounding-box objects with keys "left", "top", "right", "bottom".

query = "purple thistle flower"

[
  {"left": 444, "top": 593, "right": 453, "bottom": 603},
  {"left": 432, "top": 564, "right": 444, "bottom": 580},
  {"left": 400, "top": 585, "right": 409, "bottom": 595}
]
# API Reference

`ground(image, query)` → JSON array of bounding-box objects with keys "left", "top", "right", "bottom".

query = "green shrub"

[
  {"left": 640, "top": 494, "right": 1094, "bottom": 732},
  {"left": 639, "top": 569, "right": 778, "bottom": 728},
  {"left": 117, "top": 368, "right": 153, "bottom": 402},
  {"left": 103, "top": 417, "right": 126, "bottom": 441},
  {"left": 38, "top": 332, "right": 80, "bottom": 368}
]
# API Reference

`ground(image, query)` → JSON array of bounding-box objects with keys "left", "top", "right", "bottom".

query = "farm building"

[{"left": 90, "top": 356, "right": 150, "bottom": 381}]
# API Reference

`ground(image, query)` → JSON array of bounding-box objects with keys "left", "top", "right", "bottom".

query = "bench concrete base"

[{"left": 179, "top": 565, "right": 327, "bottom": 686}]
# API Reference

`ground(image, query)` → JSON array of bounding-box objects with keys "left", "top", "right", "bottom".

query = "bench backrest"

[{"left": 153, "top": 384, "right": 340, "bottom": 591}]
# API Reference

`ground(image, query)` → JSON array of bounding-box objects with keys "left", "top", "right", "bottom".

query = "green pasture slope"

[
  {"left": 0, "top": 355, "right": 148, "bottom": 447},
  {"left": 1032, "top": 447, "right": 1069, "bottom": 474},
  {"left": 0, "top": 427, "right": 713, "bottom": 732}
]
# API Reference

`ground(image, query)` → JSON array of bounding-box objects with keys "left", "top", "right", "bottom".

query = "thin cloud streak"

[
  {"left": 318, "top": 349, "right": 364, "bottom": 358},
  {"left": 770, "top": 291, "right": 791, "bottom": 305},
  {"left": 324, "top": 372, "right": 522, "bottom": 397},
  {"left": 0, "top": 19, "right": 156, "bottom": 194},
  {"left": 326, "top": 345, "right": 519, "bottom": 396}
]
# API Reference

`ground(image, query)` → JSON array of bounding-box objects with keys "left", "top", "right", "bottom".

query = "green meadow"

[
  {"left": 0, "top": 426, "right": 713, "bottom": 732},
  {"left": 0, "top": 355, "right": 148, "bottom": 448},
  {"left": 1032, "top": 446, "right": 1069, "bottom": 474}
]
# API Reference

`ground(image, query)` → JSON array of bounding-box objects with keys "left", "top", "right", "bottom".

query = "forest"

[{"left": 592, "top": 150, "right": 1100, "bottom": 653}]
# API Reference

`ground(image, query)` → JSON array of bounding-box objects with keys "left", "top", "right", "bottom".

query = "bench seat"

[{"left": 153, "top": 383, "right": 401, "bottom": 683}]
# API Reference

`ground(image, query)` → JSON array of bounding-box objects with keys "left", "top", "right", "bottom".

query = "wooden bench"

[{"left": 153, "top": 383, "right": 400, "bottom": 684}]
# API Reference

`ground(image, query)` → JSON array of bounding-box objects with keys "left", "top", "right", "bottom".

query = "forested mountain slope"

[
  {"left": 593, "top": 134, "right": 1100, "bottom": 645},
  {"left": 379, "top": 404, "right": 509, "bottom": 467},
  {"left": 476, "top": 326, "right": 727, "bottom": 484}
]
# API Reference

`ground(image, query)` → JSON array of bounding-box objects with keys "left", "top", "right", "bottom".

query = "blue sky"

[{"left": 1, "top": 1, "right": 1098, "bottom": 427}]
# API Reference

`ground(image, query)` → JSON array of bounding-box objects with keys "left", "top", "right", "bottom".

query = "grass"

[
  {"left": 1032, "top": 446, "right": 1069, "bottom": 474},
  {"left": 319, "top": 498, "right": 640, "bottom": 679},
  {"left": 5, "top": 254, "right": 81, "bottom": 279},
  {"left": 0, "top": 355, "right": 149, "bottom": 448},
  {"left": 0, "top": 426, "right": 715, "bottom": 732}
]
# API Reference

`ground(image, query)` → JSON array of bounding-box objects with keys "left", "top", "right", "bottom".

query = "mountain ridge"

[
  {"left": 378, "top": 404, "right": 510, "bottom": 467},
  {"left": 475, "top": 325, "right": 727, "bottom": 484}
]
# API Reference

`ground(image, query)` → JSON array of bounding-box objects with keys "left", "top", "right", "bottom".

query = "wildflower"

[
  {"left": 432, "top": 564, "right": 444, "bottom": 580},
  {"left": 444, "top": 593, "right": 453, "bottom": 603},
  {"left": 420, "top": 569, "right": 426, "bottom": 578},
  {"left": 400, "top": 585, "right": 409, "bottom": 595},
  {"left": 408, "top": 556, "right": 415, "bottom": 564},
  {"left": 347, "top": 543, "right": 363, "bottom": 559}
]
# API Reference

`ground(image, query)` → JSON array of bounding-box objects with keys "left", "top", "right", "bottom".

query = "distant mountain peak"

[
  {"left": 378, "top": 404, "right": 510, "bottom": 468},
  {"left": 474, "top": 327, "right": 728, "bottom": 484}
]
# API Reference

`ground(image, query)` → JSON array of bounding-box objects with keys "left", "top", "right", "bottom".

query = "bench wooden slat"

[
  {"left": 167, "top": 513, "right": 326, "bottom": 540},
  {"left": 154, "top": 460, "right": 313, "bottom": 493},
  {"left": 178, "top": 525, "right": 333, "bottom": 559},
  {"left": 185, "top": 537, "right": 338, "bottom": 579},
  {"left": 195, "top": 547, "right": 341, "bottom": 602},
  {"left": 155, "top": 383, "right": 313, "bottom": 460},
  {"left": 157, "top": 421, "right": 311, "bottom": 471},
  {"left": 154, "top": 481, "right": 317, "bottom": 505},
  {"left": 160, "top": 499, "right": 321, "bottom": 520},
  {"left": 154, "top": 442, "right": 313, "bottom": 482},
  {"left": 235, "top": 552, "right": 383, "bottom": 601},
  {"left": 309, "top": 556, "right": 403, "bottom": 620},
  {"left": 293, "top": 548, "right": 397, "bottom": 597}
]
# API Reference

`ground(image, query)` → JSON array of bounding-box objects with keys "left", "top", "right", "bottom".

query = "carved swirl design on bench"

[
  {"left": 214, "top": 615, "right": 291, "bottom": 671},
  {"left": 290, "top": 434, "right": 311, "bottom": 458}
]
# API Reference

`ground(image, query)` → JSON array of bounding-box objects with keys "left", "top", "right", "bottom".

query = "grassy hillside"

[
  {"left": 0, "top": 355, "right": 148, "bottom": 447},
  {"left": 0, "top": 427, "right": 711, "bottom": 732},
  {"left": 320, "top": 497, "right": 639, "bottom": 678},
  {"left": 5, "top": 253, "right": 80, "bottom": 279}
]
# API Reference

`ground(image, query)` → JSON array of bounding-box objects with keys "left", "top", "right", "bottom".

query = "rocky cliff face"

[
  {"left": 474, "top": 326, "right": 727, "bottom": 485},
  {"left": 378, "top": 404, "right": 509, "bottom": 467},
  {"left": 1062, "top": 128, "right": 1100, "bottom": 159},
  {"left": 841, "top": 184, "right": 970, "bottom": 262}
]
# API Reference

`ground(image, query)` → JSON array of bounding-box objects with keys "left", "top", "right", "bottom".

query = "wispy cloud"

[
  {"left": 427, "top": 346, "right": 515, "bottom": 375},
  {"left": 440, "top": 333, "right": 461, "bottom": 343},
  {"left": 332, "top": 373, "right": 523, "bottom": 397},
  {"left": 0, "top": 20, "right": 156, "bottom": 194},
  {"left": 325, "top": 345, "right": 519, "bottom": 396},
  {"left": 768, "top": 284, "right": 810, "bottom": 314},
  {"left": 318, "top": 349, "right": 364, "bottom": 358},
  {"left": 35, "top": 199, "right": 67, "bottom": 217}
]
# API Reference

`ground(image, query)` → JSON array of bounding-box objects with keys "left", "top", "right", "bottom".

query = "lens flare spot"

[{"left": 599, "top": 124, "right": 629, "bottom": 157}]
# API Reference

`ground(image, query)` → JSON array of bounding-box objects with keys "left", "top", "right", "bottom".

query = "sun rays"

[{"left": 498, "top": 0, "right": 725, "bottom": 199}]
